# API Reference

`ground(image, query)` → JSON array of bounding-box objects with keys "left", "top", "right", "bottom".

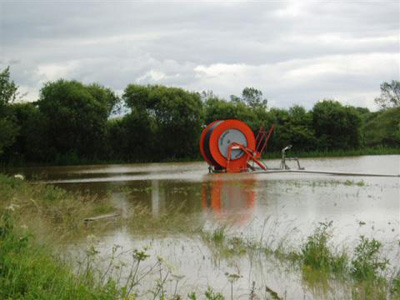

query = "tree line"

[{"left": 0, "top": 67, "right": 399, "bottom": 164}]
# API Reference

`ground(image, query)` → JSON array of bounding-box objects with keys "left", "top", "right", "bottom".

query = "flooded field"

[{"left": 11, "top": 155, "right": 400, "bottom": 299}]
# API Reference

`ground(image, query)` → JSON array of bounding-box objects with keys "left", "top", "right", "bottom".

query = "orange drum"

[
  {"left": 200, "top": 120, "right": 222, "bottom": 167},
  {"left": 200, "top": 120, "right": 256, "bottom": 172}
]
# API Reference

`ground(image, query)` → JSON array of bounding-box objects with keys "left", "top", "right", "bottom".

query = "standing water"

[{"left": 11, "top": 155, "right": 400, "bottom": 299}]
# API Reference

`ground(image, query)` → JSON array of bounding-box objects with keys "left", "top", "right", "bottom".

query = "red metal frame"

[
  {"left": 225, "top": 124, "right": 274, "bottom": 172},
  {"left": 226, "top": 142, "right": 266, "bottom": 172},
  {"left": 255, "top": 124, "right": 275, "bottom": 158}
]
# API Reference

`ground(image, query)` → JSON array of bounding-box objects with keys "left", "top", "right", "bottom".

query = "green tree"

[
  {"left": 363, "top": 107, "right": 400, "bottom": 147},
  {"left": 123, "top": 85, "right": 203, "bottom": 160},
  {"left": 264, "top": 107, "right": 316, "bottom": 152},
  {"left": 231, "top": 87, "right": 267, "bottom": 110},
  {"left": 374, "top": 80, "right": 400, "bottom": 110},
  {"left": 107, "top": 112, "right": 155, "bottom": 162},
  {"left": 312, "top": 100, "right": 361, "bottom": 150},
  {"left": 6, "top": 103, "right": 50, "bottom": 162},
  {"left": 0, "top": 67, "right": 18, "bottom": 108},
  {"left": 286, "top": 106, "right": 316, "bottom": 151},
  {"left": 227, "top": 87, "right": 269, "bottom": 131},
  {"left": 0, "top": 67, "right": 19, "bottom": 156},
  {"left": 38, "top": 80, "right": 118, "bottom": 160},
  {"left": 203, "top": 95, "right": 266, "bottom": 131}
]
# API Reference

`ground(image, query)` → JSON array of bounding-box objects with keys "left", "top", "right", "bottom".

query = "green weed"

[
  {"left": 301, "top": 221, "right": 348, "bottom": 274},
  {"left": 350, "top": 236, "right": 389, "bottom": 280},
  {"left": 211, "top": 226, "right": 227, "bottom": 244},
  {"left": 204, "top": 287, "right": 225, "bottom": 300}
]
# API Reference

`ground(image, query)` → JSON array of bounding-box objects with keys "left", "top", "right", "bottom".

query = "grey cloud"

[{"left": 0, "top": 0, "right": 399, "bottom": 108}]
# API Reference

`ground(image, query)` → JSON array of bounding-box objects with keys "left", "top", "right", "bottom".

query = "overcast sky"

[{"left": 1, "top": 0, "right": 399, "bottom": 110}]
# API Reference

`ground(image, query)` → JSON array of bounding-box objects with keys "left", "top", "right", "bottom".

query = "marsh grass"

[
  {"left": 301, "top": 221, "right": 348, "bottom": 274},
  {"left": 201, "top": 223, "right": 399, "bottom": 299},
  {"left": 0, "top": 174, "right": 116, "bottom": 238},
  {"left": 0, "top": 173, "right": 203, "bottom": 239}
]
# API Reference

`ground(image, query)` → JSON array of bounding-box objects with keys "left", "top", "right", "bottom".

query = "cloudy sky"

[{"left": 1, "top": 0, "right": 399, "bottom": 109}]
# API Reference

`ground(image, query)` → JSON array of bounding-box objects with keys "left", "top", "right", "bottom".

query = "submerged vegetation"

[
  {"left": 0, "top": 67, "right": 399, "bottom": 165},
  {"left": 201, "top": 224, "right": 400, "bottom": 299},
  {"left": 1, "top": 174, "right": 399, "bottom": 299}
]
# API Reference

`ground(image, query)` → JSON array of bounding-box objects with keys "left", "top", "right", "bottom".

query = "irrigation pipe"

[{"left": 253, "top": 169, "right": 400, "bottom": 178}]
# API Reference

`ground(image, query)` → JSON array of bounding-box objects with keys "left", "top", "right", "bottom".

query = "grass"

[
  {"left": 0, "top": 174, "right": 116, "bottom": 239},
  {"left": 0, "top": 213, "right": 121, "bottom": 300}
]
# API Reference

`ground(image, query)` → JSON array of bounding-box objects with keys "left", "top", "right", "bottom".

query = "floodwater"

[{"left": 13, "top": 155, "right": 400, "bottom": 299}]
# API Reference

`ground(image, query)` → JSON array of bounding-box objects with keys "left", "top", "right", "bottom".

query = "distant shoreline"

[{"left": 2, "top": 146, "right": 399, "bottom": 169}]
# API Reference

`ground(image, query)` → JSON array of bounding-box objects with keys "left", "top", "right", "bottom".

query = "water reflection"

[
  {"left": 202, "top": 174, "right": 257, "bottom": 223},
  {"left": 151, "top": 180, "right": 165, "bottom": 216}
]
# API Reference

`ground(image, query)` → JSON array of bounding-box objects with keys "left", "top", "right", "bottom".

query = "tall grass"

[
  {"left": 0, "top": 213, "right": 121, "bottom": 299},
  {"left": 0, "top": 174, "right": 117, "bottom": 239}
]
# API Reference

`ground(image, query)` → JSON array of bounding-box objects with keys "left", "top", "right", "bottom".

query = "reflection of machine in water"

[{"left": 202, "top": 175, "right": 257, "bottom": 223}]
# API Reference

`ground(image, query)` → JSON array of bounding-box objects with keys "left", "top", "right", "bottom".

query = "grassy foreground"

[
  {"left": 0, "top": 213, "right": 121, "bottom": 299},
  {"left": 1, "top": 174, "right": 400, "bottom": 299},
  {"left": 0, "top": 174, "right": 120, "bottom": 299}
]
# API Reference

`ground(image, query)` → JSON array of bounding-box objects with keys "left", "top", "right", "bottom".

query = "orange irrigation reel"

[
  {"left": 200, "top": 120, "right": 275, "bottom": 173},
  {"left": 200, "top": 120, "right": 399, "bottom": 177}
]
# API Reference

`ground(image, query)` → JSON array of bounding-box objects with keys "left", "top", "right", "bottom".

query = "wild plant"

[
  {"left": 350, "top": 236, "right": 389, "bottom": 280},
  {"left": 301, "top": 221, "right": 334, "bottom": 271},
  {"left": 211, "top": 226, "right": 227, "bottom": 244},
  {"left": 301, "top": 221, "right": 348, "bottom": 274},
  {"left": 150, "top": 257, "right": 171, "bottom": 300},
  {"left": 225, "top": 272, "right": 242, "bottom": 300},
  {"left": 204, "top": 287, "right": 225, "bottom": 300}
]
